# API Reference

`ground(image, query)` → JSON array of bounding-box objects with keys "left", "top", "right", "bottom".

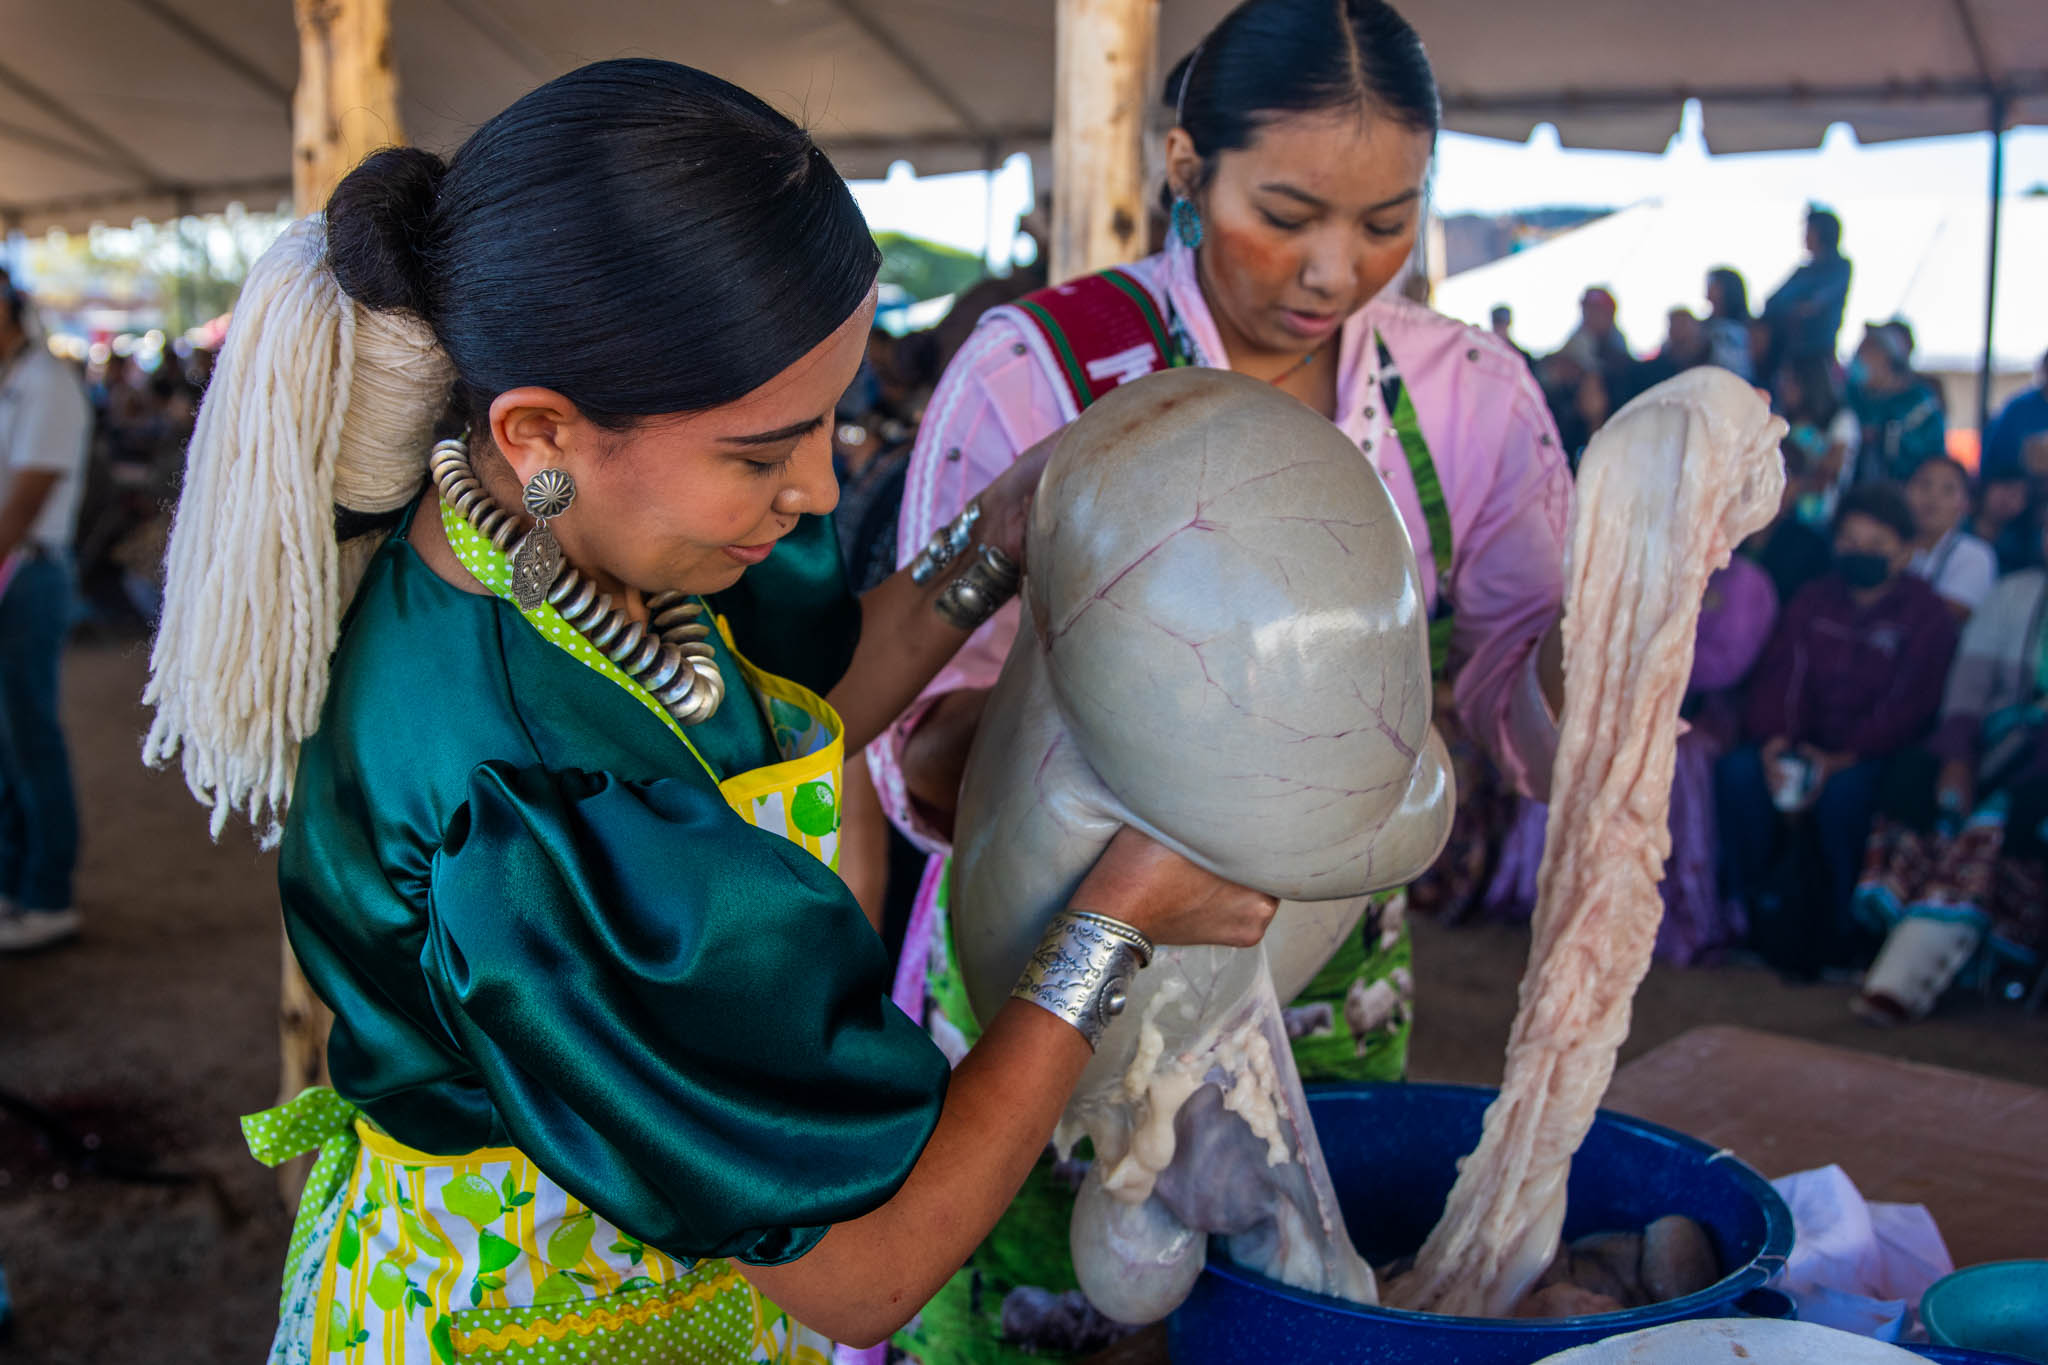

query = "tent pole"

[
  {"left": 275, "top": 0, "right": 404, "bottom": 1196},
  {"left": 1050, "top": 0, "right": 1160, "bottom": 284},
  {"left": 1977, "top": 91, "right": 2006, "bottom": 434}
]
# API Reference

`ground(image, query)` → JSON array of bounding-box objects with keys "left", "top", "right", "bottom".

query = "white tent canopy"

[
  {"left": 1434, "top": 193, "right": 2048, "bottom": 376},
  {"left": 3, "top": 0, "right": 2046, "bottom": 233}
]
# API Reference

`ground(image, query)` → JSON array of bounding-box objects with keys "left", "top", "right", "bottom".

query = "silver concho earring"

[{"left": 510, "top": 468, "right": 575, "bottom": 610}]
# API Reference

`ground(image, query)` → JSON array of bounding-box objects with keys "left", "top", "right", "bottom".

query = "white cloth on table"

[{"left": 1769, "top": 1164, "right": 1954, "bottom": 1343}]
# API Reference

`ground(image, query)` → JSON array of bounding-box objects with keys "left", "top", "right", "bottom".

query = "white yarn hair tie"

[{"left": 143, "top": 215, "right": 455, "bottom": 842}]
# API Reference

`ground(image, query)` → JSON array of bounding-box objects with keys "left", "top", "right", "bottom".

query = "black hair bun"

[{"left": 325, "top": 145, "right": 448, "bottom": 320}]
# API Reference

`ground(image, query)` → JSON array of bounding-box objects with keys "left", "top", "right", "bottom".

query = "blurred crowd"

[
  {"left": 1473, "top": 205, "right": 2048, "bottom": 1025},
  {"left": 8, "top": 198, "right": 2047, "bottom": 1023},
  {"left": 72, "top": 348, "right": 213, "bottom": 626}
]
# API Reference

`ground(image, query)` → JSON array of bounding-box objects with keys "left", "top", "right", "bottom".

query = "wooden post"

[
  {"left": 292, "top": 0, "right": 404, "bottom": 216},
  {"left": 1050, "top": 0, "right": 1161, "bottom": 285},
  {"left": 276, "top": 0, "right": 403, "bottom": 1184}
]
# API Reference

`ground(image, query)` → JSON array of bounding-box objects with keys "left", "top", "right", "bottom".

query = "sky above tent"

[{"left": 855, "top": 106, "right": 2048, "bottom": 266}]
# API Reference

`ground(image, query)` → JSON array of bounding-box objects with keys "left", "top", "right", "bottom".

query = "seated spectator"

[
  {"left": 1537, "top": 352, "right": 1606, "bottom": 472},
  {"left": 1849, "top": 320, "right": 1945, "bottom": 484},
  {"left": 1760, "top": 207, "right": 1852, "bottom": 381},
  {"left": 1717, "top": 483, "right": 1960, "bottom": 974},
  {"left": 1905, "top": 456, "right": 1998, "bottom": 618},
  {"left": 1703, "top": 266, "right": 1754, "bottom": 382},
  {"left": 1853, "top": 503, "right": 2048, "bottom": 1023},
  {"left": 1981, "top": 347, "right": 2048, "bottom": 483},
  {"left": 1778, "top": 354, "right": 1859, "bottom": 527},
  {"left": 1636, "top": 309, "right": 1709, "bottom": 391},
  {"left": 1971, "top": 470, "right": 2038, "bottom": 575},
  {"left": 1486, "top": 553, "right": 1777, "bottom": 963},
  {"left": 1743, "top": 441, "right": 1834, "bottom": 607}
]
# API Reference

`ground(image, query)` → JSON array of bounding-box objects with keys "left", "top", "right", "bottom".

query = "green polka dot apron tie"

[{"left": 241, "top": 499, "right": 847, "bottom": 1364}]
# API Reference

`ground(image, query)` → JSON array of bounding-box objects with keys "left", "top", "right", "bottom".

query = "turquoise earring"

[{"left": 1172, "top": 195, "right": 1203, "bottom": 249}]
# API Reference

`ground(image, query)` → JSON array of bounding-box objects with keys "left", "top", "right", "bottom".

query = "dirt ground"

[{"left": 3, "top": 640, "right": 2046, "bottom": 1364}]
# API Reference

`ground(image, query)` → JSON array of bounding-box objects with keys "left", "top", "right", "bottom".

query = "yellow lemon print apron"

[{"left": 242, "top": 503, "right": 848, "bottom": 1364}]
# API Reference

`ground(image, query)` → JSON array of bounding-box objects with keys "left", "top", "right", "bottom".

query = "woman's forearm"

[
  {"left": 828, "top": 566, "right": 977, "bottom": 753},
  {"left": 740, "top": 828, "right": 1281, "bottom": 1344},
  {"left": 738, "top": 1000, "right": 1089, "bottom": 1345}
]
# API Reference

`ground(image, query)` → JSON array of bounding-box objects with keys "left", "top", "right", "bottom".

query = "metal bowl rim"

[{"left": 1188, "top": 1080, "right": 1795, "bottom": 1330}]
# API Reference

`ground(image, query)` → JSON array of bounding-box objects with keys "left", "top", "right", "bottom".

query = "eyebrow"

[
  {"left": 1257, "top": 183, "right": 1422, "bottom": 215},
  {"left": 721, "top": 415, "right": 825, "bottom": 448}
]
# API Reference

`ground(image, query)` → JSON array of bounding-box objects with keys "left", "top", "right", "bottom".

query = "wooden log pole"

[
  {"left": 276, "top": 0, "right": 403, "bottom": 1186},
  {"left": 292, "top": 0, "right": 405, "bottom": 216},
  {"left": 1050, "top": 0, "right": 1161, "bottom": 284}
]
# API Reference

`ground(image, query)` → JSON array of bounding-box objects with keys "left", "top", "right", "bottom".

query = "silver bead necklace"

[{"left": 428, "top": 436, "right": 727, "bottom": 726}]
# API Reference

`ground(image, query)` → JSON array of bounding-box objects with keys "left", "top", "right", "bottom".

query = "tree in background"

[
  {"left": 875, "top": 230, "right": 989, "bottom": 304},
  {"left": 22, "top": 204, "right": 290, "bottom": 340}
]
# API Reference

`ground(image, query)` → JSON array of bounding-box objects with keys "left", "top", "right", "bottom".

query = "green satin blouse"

[{"left": 278, "top": 509, "right": 948, "bottom": 1267}]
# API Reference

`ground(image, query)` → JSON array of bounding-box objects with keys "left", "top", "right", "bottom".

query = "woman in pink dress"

[{"left": 863, "top": 2, "right": 1573, "bottom": 1360}]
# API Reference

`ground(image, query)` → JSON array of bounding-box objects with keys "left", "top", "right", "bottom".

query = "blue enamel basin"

[{"left": 1167, "top": 1082, "right": 1794, "bottom": 1365}]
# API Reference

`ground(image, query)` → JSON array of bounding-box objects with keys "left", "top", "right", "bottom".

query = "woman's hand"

[
  {"left": 972, "top": 432, "right": 1061, "bottom": 568},
  {"left": 1071, "top": 826, "right": 1279, "bottom": 948}
]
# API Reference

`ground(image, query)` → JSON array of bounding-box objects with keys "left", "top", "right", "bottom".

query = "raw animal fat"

[
  {"left": 1389, "top": 368, "right": 1785, "bottom": 1317},
  {"left": 950, "top": 367, "right": 1454, "bottom": 1322}
]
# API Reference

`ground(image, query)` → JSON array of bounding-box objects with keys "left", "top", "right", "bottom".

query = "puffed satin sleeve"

[
  {"left": 708, "top": 512, "right": 861, "bottom": 697},
  {"left": 423, "top": 759, "right": 949, "bottom": 1265}
]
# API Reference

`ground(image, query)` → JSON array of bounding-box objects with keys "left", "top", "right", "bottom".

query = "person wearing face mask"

[
  {"left": 867, "top": 1, "right": 1571, "bottom": 1357},
  {"left": 1905, "top": 455, "right": 1998, "bottom": 619},
  {"left": 1716, "top": 483, "right": 1959, "bottom": 976}
]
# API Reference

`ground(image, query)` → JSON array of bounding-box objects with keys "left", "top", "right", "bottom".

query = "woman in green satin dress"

[{"left": 143, "top": 61, "right": 1275, "bottom": 1363}]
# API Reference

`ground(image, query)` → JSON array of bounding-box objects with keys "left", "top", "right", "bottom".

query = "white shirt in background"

[
  {"left": 0, "top": 343, "right": 92, "bottom": 552},
  {"left": 1812, "top": 408, "right": 1862, "bottom": 524},
  {"left": 1908, "top": 527, "right": 1998, "bottom": 615}
]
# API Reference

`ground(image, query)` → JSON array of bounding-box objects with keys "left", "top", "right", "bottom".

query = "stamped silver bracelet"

[{"left": 1010, "top": 909, "right": 1155, "bottom": 1050}]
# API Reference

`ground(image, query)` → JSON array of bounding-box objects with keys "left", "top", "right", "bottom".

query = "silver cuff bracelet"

[
  {"left": 934, "top": 543, "right": 1021, "bottom": 632},
  {"left": 910, "top": 500, "right": 984, "bottom": 585},
  {"left": 1011, "top": 910, "right": 1155, "bottom": 1050}
]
